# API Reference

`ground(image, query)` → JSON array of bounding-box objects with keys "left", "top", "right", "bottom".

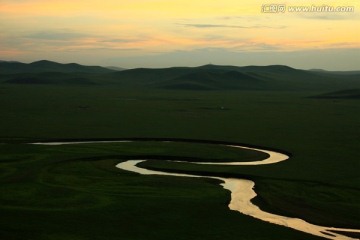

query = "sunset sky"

[{"left": 1, "top": 0, "right": 359, "bottom": 69}]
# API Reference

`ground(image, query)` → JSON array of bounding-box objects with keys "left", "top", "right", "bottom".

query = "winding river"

[{"left": 33, "top": 140, "right": 360, "bottom": 240}]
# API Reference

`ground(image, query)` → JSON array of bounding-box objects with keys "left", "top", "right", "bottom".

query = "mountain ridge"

[
  {"left": 0, "top": 60, "right": 115, "bottom": 74},
  {"left": 1, "top": 60, "right": 360, "bottom": 91}
]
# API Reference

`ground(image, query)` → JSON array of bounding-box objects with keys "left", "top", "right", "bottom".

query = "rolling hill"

[
  {"left": 0, "top": 60, "right": 114, "bottom": 74},
  {"left": 3, "top": 72, "right": 96, "bottom": 85},
  {"left": 107, "top": 64, "right": 360, "bottom": 91},
  {"left": 158, "top": 71, "right": 265, "bottom": 90},
  {"left": 313, "top": 89, "right": 360, "bottom": 99},
  {"left": 1, "top": 60, "right": 360, "bottom": 91}
]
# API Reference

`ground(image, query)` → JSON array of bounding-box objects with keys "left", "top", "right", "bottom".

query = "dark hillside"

[
  {"left": 312, "top": 89, "right": 360, "bottom": 99},
  {"left": 1, "top": 60, "right": 360, "bottom": 91},
  {"left": 0, "top": 60, "right": 114, "bottom": 74}
]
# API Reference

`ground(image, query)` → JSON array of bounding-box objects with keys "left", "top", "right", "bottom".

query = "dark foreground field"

[{"left": 0, "top": 70, "right": 359, "bottom": 239}]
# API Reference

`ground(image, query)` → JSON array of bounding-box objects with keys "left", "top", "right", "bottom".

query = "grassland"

[
  {"left": 1, "top": 142, "right": 326, "bottom": 240},
  {"left": 0, "top": 64, "right": 359, "bottom": 240}
]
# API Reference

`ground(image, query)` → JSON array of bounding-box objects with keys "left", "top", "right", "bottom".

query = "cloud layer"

[{"left": 1, "top": 0, "right": 359, "bottom": 69}]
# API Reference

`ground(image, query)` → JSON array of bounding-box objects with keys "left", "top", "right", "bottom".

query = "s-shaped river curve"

[{"left": 33, "top": 140, "right": 360, "bottom": 240}]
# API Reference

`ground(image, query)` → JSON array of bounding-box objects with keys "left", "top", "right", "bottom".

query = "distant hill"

[
  {"left": 0, "top": 60, "right": 114, "bottom": 74},
  {"left": 107, "top": 64, "right": 360, "bottom": 91},
  {"left": 107, "top": 64, "right": 305, "bottom": 86},
  {"left": 158, "top": 70, "right": 265, "bottom": 90},
  {"left": 309, "top": 69, "right": 360, "bottom": 75},
  {"left": 309, "top": 69, "right": 327, "bottom": 72},
  {"left": 1, "top": 60, "right": 360, "bottom": 91},
  {"left": 105, "top": 66, "right": 126, "bottom": 71},
  {"left": 3, "top": 72, "right": 95, "bottom": 85},
  {"left": 312, "top": 89, "right": 360, "bottom": 99}
]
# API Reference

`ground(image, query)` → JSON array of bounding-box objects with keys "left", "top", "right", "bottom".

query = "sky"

[{"left": 1, "top": 0, "right": 359, "bottom": 70}]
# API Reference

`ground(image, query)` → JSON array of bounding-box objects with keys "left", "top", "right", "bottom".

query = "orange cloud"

[{"left": 0, "top": 0, "right": 359, "bottom": 63}]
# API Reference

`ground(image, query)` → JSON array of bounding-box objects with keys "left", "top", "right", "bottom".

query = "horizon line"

[{"left": 2, "top": 59, "right": 360, "bottom": 72}]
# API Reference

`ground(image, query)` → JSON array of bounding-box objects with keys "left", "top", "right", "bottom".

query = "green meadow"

[{"left": 0, "top": 62, "right": 359, "bottom": 239}]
